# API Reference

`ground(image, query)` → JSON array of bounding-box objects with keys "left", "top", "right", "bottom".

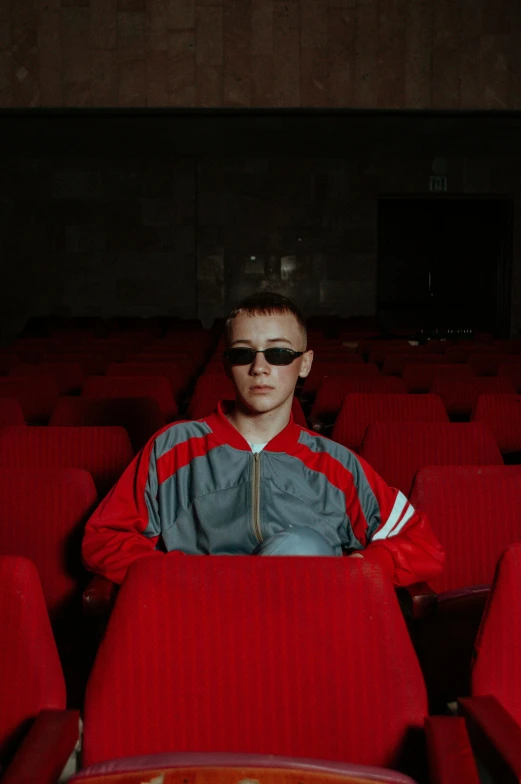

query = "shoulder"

[
  {"left": 151, "top": 418, "right": 214, "bottom": 459},
  {"left": 294, "top": 425, "right": 365, "bottom": 475}
]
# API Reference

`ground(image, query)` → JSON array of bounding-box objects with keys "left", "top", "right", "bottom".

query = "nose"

[{"left": 250, "top": 350, "right": 271, "bottom": 375}]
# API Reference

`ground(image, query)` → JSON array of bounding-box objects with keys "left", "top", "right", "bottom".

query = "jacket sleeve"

[
  {"left": 82, "top": 433, "right": 169, "bottom": 585},
  {"left": 347, "top": 454, "right": 445, "bottom": 587}
]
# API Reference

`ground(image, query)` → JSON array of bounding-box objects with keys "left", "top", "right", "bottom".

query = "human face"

[{"left": 225, "top": 311, "right": 313, "bottom": 417}]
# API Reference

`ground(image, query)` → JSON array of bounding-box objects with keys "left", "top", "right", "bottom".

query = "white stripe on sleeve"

[
  {"left": 372, "top": 491, "right": 408, "bottom": 541},
  {"left": 388, "top": 503, "right": 415, "bottom": 537}
]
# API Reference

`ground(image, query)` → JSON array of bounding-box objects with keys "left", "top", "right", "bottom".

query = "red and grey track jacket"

[{"left": 82, "top": 401, "right": 445, "bottom": 586}]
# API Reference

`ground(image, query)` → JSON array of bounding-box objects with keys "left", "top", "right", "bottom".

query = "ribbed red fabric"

[
  {"left": 0, "top": 468, "right": 97, "bottom": 619},
  {"left": 0, "top": 398, "right": 25, "bottom": 426},
  {"left": 50, "top": 397, "right": 166, "bottom": 452},
  {"left": 402, "top": 364, "right": 474, "bottom": 393},
  {"left": 0, "top": 426, "right": 134, "bottom": 497},
  {"left": 381, "top": 354, "right": 447, "bottom": 376},
  {"left": 409, "top": 466, "right": 521, "bottom": 593},
  {"left": 332, "top": 394, "right": 449, "bottom": 451},
  {"left": 83, "top": 556, "right": 427, "bottom": 769},
  {"left": 82, "top": 375, "right": 178, "bottom": 422},
  {"left": 188, "top": 374, "right": 235, "bottom": 419},
  {"left": 472, "top": 544, "right": 521, "bottom": 727},
  {"left": 0, "top": 556, "right": 66, "bottom": 766},
  {"left": 9, "top": 362, "right": 84, "bottom": 394},
  {"left": 106, "top": 362, "right": 188, "bottom": 401},
  {"left": 303, "top": 362, "right": 379, "bottom": 396},
  {"left": 472, "top": 394, "right": 521, "bottom": 454},
  {"left": 360, "top": 422, "right": 503, "bottom": 495},
  {"left": 0, "top": 375, "right": 58, "bottom": 424},
  {"left": 429, "top": 376, "right": 515, "bottom": 419},
  {"left": 311, "top": 376, "right": 406, "bottom": 424}
]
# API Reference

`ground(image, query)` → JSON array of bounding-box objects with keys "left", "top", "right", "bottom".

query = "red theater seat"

[
  {"left": 42, "top": 351, "right": 108, "bottom": 377},
  {"left": 0, "top": 426, "right": 134, "bottom": 497},
  {"left": 303, "top": 362, "right": 379, "bottom": 398},
  {"left": 430, "top": 375, "right": 515, "bottom": 420},
  {"left": 472, "top": 394, "right": 521, "bottom": 458},
  {"left": 0, "top": 374, "right": 59, "bottom": 424},
  {"left": 50, "top": 397, "right": 166, "bottom": 452},
  {"left": 0, "top": 468, "right": 97, "bottom": 623},
  {"left": 332, "top": 394, "right": 448, "bottom": 452},
  {"left": 10, "top": 362, "right": 84, "bottom": 395},
  {"left": 468, "top": 353, "right": 520, "bottom": 376},
  {"left": 0, "top": 398, "right": 25, "bottom": 426},
  {"left": 402, "top": 363, "right": 474, "bottom": 393},
  {"left": 311, "top": 376, "right": 406, "bottom": 426},
  {"left": 381, "top": 353, "right": 448, "bottom": 376},
  {"left": 83, "top": 375, "right": 178, "bottom": 422},
  {"left": 106, "top": 362, "right": 187, "bottom": 402},
  {"left": 81, "top": 556, "right": 476, "bottom": 782},
  {"left": 0, "top": 556, "right": 78, "bottom": 778},
  {"left": 460, "top": 545, "right": 521, "bottom": 782},
  {"left": 499, "top": 362, "right": 521, "bottom": 392},
  {"left": 360, "top": 422, "right": 503, "bottom": 495}
]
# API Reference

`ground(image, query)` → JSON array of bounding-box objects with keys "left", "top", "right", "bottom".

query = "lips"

[{"left": 250, "top": 386, "right": 273, "bottom": 392}]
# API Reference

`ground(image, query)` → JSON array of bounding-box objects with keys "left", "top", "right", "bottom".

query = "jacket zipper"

[{"left": 252, "top": 453, "right": 262, "bottom": 542}]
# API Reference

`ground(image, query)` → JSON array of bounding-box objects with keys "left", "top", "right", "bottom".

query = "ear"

[{"left": 298, "top": 349, "right": 313, "bottom": 379}]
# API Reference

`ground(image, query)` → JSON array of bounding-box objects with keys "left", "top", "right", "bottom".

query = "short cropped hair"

[{"left": 225, "top": 292, "right": 307, "bottom": 347}]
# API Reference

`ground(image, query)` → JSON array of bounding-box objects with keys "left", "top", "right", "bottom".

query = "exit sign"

[{"left": 429, "top": 176, "right": 447, "bottom": 192}]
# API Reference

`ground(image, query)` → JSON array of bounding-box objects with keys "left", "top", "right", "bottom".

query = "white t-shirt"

[{"left": 248, "top": 442, "right": 267, "bottom": 453}]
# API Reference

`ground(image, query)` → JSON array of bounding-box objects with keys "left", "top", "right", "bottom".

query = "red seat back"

[
  {"left": 382, "top": 353, "right": 447, "bottom": 376},
  {"left": 471, "top": 544, "right": 521, "bottom": 727},
  {"left": 0, "top": 426, "right": 134, "bottom": 497},
  {"left": 311, "top": 376, "right": 406, "bottom": 424},
  {"left": 499, "top": 363, "right": 521, "bottom": 392},
  {"left": 472, "top": 394, "right": 521, "bottom": 455},
  {"left": 10, "top": 362, "right": 84, "bottom": 394},
  {"left": 332, "top": 394, "right": 448, "bottom": 451},
  {"left": 360, "top": 422, "right": 503, "bottom": 495},
  {"left": 83, "top": 375, "right": 178, "bottom": 422},
  {"left": 410, "top": 466, "right": 521, "bottom": 593},
  {"left": 106, "top": 362, "right": 187, "bottom": 400},
  {"left": 0, "top": 469, "right": 97, "bottom": 619},
  {"left": 430, "top": 376, "right": 515, "bottom": 419},
  {"left": 0, "top": 556, "right": 66, "bottom": 767},
  {"left": 402, "top": 364, "right": 474, "bottom": 393},
  {"left": 50, "top": 396, "right": 165, "bottom": 452},
  {"left": 0, "top": 375, "right": 58, "bottom": 423},
  {"left": 303, "top": 362, "right": 379, "bottom": 397},
  {"left": 83, "top": 556, "right": 427, "bottom": 768},
  {"left": 468, "top": 353, "right": 520, "bottom": 376},
  {"left": 0, "top": 398, "right": 26, "bottom": 426}
]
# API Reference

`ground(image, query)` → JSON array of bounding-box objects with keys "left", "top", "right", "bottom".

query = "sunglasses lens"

[
  {"left": 226, "top": 348, "right": 256, "bottom": 365},
  {"left": 263, "top": 348, "right": 297, "bottom": 365}
]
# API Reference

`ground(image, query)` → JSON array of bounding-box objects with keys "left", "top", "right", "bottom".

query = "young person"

[{"left": 82, "top": 293, "right": 445, "bottom": 586}]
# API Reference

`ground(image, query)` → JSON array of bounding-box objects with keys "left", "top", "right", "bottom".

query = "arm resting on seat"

[
  {"left": 425, "top": 715, "right": 480, "bottom": 784},
  {"left": 460, "top": 694, "right": 521, "bottom": 783},
  {"left": 2, "top": 709, "right": 80, "bottom": 784},
  {"left": 83, "top": 574, "right": 119, "bottom": 616}
]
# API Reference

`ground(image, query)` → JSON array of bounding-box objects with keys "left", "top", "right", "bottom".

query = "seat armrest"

[
  {"left": 83, "top": 575, "right": 119, "bottom": 616},
  {"left": 424, "top": 715, "right": 480, "bottom": 784},
  {"left": 460, "top": 694, "right": 521, "bottom": 783},
  {"left": 396, "top": 582, "right": 437, "bottom": 620},
  {"left": 2, "top": 709, "right": 80, "bottom": 784},
  {"left": 435, "top": 585, "right": 490, "bottom": 616}
]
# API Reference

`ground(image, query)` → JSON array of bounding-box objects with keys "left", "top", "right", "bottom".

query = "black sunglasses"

[{"left": 224, "top": 347, "right": 304, "bottom": 366}]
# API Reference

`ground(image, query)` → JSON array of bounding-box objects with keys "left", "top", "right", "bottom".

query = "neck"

[{"left": 226, "top": 399, "right": 292, "bottom": 443}]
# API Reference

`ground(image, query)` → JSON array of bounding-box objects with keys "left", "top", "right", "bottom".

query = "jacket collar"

[{"left": 205, "top": 400, "right": 302, "bottom": 453}]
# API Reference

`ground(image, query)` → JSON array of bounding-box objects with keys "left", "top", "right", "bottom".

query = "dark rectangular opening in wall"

[{"left": 377, "top": 196, "right": 514, "bottom": 337}]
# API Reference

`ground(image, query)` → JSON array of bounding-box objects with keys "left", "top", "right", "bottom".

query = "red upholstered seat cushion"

[
  {"left": 0, "top": 468, "right": 97, "bottom": 619},
  {"left": 360, "top": 422, "right": 503, "bottom": 495},
  {"left": 0, "top": 556, "right": 66, "bottom": 766},
  {"left": 409, "top": 466, "right": 521, "bottom": 593},
  {"left": 472, "top": 394, "right": 521, "bottom": 454},
  {"left": 332, "top": 393, "right": 448, "bottom": 451},
  {"left": 83, "top": 556, "right": 427, "bottom": 769},
  {"left": 82, "top": 375, "right": 178, "bottom": 422},
  {"left": 0, "top": 426, "right": 134, "bottom": 497},
  {"left": 472, "top": 544, "right": 521, "bottom": 727}
]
